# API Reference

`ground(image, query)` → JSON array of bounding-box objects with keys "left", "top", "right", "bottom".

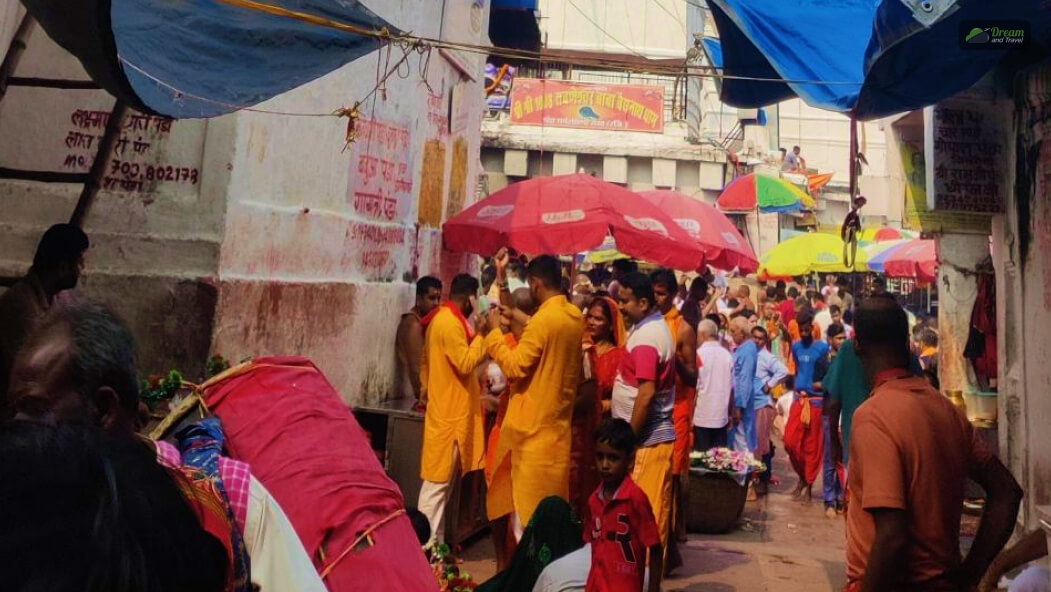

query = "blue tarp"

[
  {"left": 22, "top": 0, "right": 394, "bottom": 119},
  {"left": 701, "top": 36, "right": 723, "bottom": 69},
  {"left": 113, "top": 0, "right": 393, "bottom": 118},
  {"left": 707, "top": 0, "right": 1048, "bottom": 119}
]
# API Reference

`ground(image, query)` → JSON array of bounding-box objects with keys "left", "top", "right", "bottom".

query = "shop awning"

[
  {"left": 20, "top": 0, "right": 394, "bottom": 118},
  {"left": 707, "top": 0, "right": 1047, "bottom": 119}
]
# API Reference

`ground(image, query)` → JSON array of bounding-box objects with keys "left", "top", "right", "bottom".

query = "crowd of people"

[
  {"left": 0, "top": 223, "right": 1035, "bottom": 592},
  {"left": 399, "top": 249, "right": 1029, "bottom": 592}
]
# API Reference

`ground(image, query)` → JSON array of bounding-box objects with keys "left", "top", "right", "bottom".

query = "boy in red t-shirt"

[{"left": 584, "top": 418, "right": 663, "bottom": 592}]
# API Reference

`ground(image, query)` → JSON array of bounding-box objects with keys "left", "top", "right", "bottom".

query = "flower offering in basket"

[
  {"left": 686, "top": 448, "right": 763, "bottom": 534},
  {"left": 690, "top": 447, "right": 766, "bottom": 474}
]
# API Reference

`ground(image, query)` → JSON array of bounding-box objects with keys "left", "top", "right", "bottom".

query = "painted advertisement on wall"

[{"left": 510, "top": 78, "right": 664, "bottom": 133}]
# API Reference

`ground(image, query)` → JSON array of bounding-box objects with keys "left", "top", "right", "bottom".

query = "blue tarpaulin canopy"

[
  {"left": 701, "top": 36, "right": 723, "bottom": 69},
  {"left": 21, "top": 0, "right": 394, "bottom": 118},
  {"left": 707, "top": 0, "right": 1049, "bottom": 119}
]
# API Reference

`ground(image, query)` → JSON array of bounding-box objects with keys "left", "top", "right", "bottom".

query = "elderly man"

[
  {"left": 7, "top": 299, "right": 326, "bottom": 591},
  {"left": 693, "top": 319, "right": 733, "bottom": 452},
  {"left": 0, "top": 223, "right": 88, "bottom": 409},
  {"left": 752, "top": 325, "right": 788, "bottom": 496},
  {"left": 729, "top": 316, "right": 760, "bottom": 453}
]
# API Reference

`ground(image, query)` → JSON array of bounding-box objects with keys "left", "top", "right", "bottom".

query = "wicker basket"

[{"left": 686, "top": 469, "right": 748, "bottom": 534}]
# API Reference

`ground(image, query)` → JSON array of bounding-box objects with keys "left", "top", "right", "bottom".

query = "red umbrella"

[
  {"left": 882, "top": 239, "right": 937, "bottom": 282},
  {"left": 638, "top": 190, "right": 759, "bottom": 273},
  {"left": 443, "top": 174, "right": 705, "bottom": 270}
]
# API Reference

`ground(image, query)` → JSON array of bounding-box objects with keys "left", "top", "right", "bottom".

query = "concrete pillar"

[
  {"left": 552, "top": 153, "right": 577, "bottom": 176},
  {"left": 485, "top": 172, "right": 509, "bottom": 194},
  {"left": 699, "top": 161, "right": 725, "bottom": 191},
  {"left": 603, "top": 156, "right": 628, "bottom": 184},
  {"left": 504, "top": 149, "right": 528, "bottom": 176},
  {"left": 993, "top": 214, "right": 1029, "bottom": 524},
  {"left": 652, "top": 158, "right": 676, "bottom": 188},
  {"left": 935, "top": 233, "right": 989, "bottom": 395}
]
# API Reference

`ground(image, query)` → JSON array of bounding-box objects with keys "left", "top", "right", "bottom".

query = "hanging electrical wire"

[
  {"left": 564, "top": 0, "right": 650, "bottom": 60},
  {"left": 117, "top": 0, "right": 860, "bottom": 121},
  {"left": 209, "top": 0, "right": 860, "bottom": 86},
  {"left": 650, "top": 0, "right": 688, "bottom": 36}
]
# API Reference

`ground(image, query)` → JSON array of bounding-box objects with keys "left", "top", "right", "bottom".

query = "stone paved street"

[{"left": 461, "top": 452, "right": 849, "bottom": 591}]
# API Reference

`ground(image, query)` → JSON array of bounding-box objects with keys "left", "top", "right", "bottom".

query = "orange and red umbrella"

[
  {"left": 637, "top": 190, "right": 758, "bottom": 273},
  {"left": 442, "top": 174, "right": 706, "bottom": 270}
]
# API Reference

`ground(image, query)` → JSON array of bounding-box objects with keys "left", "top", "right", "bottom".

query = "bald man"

[{"left": 729, "top": 317, "right": 760, "bottom": 452}]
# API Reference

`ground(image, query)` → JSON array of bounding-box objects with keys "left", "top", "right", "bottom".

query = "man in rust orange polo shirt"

[{"left": 845, "top": 295, "right": 1022, "bottom": 592}]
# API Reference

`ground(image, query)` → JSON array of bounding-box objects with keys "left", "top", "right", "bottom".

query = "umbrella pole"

[{"left": 755, "top": 205, "right": 760, "bottom": 257}]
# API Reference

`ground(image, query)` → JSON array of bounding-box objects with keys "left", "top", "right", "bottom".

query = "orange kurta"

[
  {"left": 420, "top": 305, "right": 487, "bottom": 483},
  {"left": 663, "top": 308, "right": 697, "bottom": 476},
  {"left": 484, "top": 295, "right": 584, "bottom": 525}
]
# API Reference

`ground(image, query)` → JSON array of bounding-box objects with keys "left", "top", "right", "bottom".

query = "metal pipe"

[
  {"left": 69, "top": 101, "right": 129, "bottom": 227},
  {"left": 0, "top": 13, "right": 36, "bottom": 103}
]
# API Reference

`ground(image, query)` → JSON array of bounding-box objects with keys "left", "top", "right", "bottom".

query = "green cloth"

[
  {"left": 477, "top": 496, "right": 583, "bottom": 592},
  {"left": 824, "top": 340, "right": 870, "bottom": 463},
  {"left": 825, "top": 340, "right": 923, "bottom": 463}
]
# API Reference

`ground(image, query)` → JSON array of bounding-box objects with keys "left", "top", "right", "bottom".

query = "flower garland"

[{"left": 690, "top": 447, "right": 766, "bottom": 473}]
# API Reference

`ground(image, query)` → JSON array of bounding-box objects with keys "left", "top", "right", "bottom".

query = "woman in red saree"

[{"left": 569, "top": 297, "right": 626, "bottom": 516}]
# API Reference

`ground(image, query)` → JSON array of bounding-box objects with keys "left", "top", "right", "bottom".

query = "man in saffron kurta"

[
  {"left": 419, "top": 274, "right": 487, "bottom": 545},
  {"left": 484, "top": 255, "right": 584, "bottom": 537},
  {"left": 650, "top": 269, "right": 697, "bottom": 552}
]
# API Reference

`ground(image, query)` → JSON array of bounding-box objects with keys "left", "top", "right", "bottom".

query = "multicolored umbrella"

[
  {"left": 859, "top": 227, "right": 916, "bottom": 242},
  {"left": 717, "top": 173, "right": 817, "bottom": 214},
  {"left": 583, "top": 236, "right": 628, "bottom": 264},
  {"left": 878, "top": 239, "right": 938, "bottom": 283},
  {"left": 638, "top": 190, "right": 758, "bottom": 273},
  {"left": 758, "top": 233, "right": 869, "bottom": 278},
  {"left": 443, "top": 174, "right": 706, "bottom": 270},
  {"left": 862, "top": 240, "right": 908, "bottom": 272}
]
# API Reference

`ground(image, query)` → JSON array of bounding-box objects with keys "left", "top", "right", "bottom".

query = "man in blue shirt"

[
  {"left": 786, "top": 311, "right": 830, "bottom": 502},
  {"left": 751, "top": 325, "right": 789, "bottom": 496},
  {"left": 729, "top": 317, "right": 759, "bottom": 453},
  {"left": 820, "top": 324, "right": 847, "bottom": 517}
]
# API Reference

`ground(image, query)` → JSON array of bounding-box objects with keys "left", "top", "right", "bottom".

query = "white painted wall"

[
  {"left": 1000, "top": 64, "right": 1051, "bottom": 528},
  {"left": 0, "top": 0, "right": 490, "bottom": 404},
  {"left": 538, "top": 0, "right": 689, "bottom": 58}
]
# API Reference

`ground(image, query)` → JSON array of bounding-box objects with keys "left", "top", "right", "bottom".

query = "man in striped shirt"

[{"left": 612, "top": 272, "right": 677, "bottom": 550}]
